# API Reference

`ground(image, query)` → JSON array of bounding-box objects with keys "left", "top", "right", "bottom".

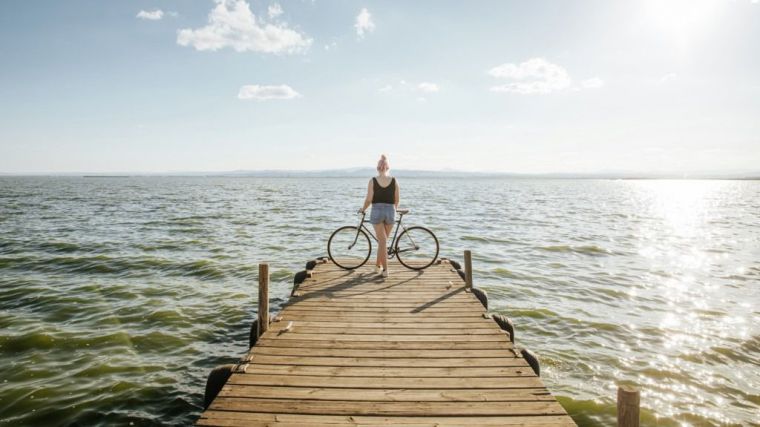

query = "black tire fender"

[
  {"left": 490, "top": 314, "right": 515, "bottom": 343},
  {"left": 294, "top": 270, "right": 308, "bottom": 285},
  {"left": 521, "top": 348, "right": 540, "bottom": 376},
  {"left": 204, "top": 364, "right": 234, "bottom": 409},
  {"left": 471, "top": 287, "right": 488, "bottom": 309}
]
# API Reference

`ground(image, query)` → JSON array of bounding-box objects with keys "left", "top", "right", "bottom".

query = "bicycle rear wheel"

[
  {"left": 327, "top": 226, "right": 372, "bottom": 269},
  {"left": 395, "top": 226, "right": 439, "bottom": 270}
]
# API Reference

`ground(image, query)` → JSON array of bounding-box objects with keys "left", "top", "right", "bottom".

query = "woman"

[{"left": 360, "top": 154, "right": 399, "bottom": 278}]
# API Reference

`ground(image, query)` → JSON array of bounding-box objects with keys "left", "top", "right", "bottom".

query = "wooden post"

[
  {"left": 464, "top": 250, "right": 473, "bottom": 290},
  {"left": 617, "top": 385, "right": 640, "bottom": 427},
  {"left": 257, "top": 263, "right": 269, "bottom": 338}
]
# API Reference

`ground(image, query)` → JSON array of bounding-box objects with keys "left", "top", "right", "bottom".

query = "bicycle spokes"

[
  {"left": 328, "top": 226, "right": 372, "bottom": 269},
  {"left": 394, "top": 226, "right": 439, "bottom": 270}
]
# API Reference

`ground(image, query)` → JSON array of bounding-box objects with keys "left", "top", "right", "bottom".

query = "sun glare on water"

[{"left": 625, "top": 180, "right": 752, "bottom": 424}]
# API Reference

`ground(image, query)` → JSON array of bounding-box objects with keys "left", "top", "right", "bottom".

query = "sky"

[{"left": 1, "top": 0, "right": 759, "bottom": 174}]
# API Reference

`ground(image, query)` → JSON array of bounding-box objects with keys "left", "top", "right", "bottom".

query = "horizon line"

[{"left": 1, "top": 167, "right": 759, "bottom": 180}]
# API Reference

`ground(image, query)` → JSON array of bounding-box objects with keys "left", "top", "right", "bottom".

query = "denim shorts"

[{"left": 370, "top": 203, "right": 396, "bottom": 225}]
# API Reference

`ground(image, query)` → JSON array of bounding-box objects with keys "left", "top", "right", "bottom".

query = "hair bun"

[{"left": 380, "top": 154, "right": 387, "bottom": 160}]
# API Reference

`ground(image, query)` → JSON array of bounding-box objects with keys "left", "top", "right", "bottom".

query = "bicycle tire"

[
  {"left": 395, "top": 226, "right": 439, "bottom": 270},
  {"left": 327, "top": 226, "right": 372, "bottom": 270}
]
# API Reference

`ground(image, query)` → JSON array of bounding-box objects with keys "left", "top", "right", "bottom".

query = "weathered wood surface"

[{"left": 198, "top": 260, "right": 575, "bottom": 426}]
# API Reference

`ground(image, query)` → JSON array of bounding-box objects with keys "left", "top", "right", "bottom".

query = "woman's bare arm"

[
  {"left": 361, "top": 179, "right": 373, "bottom": 213},
  {"left": 394, "top": 179, "right": 400, "bottom": 209}
]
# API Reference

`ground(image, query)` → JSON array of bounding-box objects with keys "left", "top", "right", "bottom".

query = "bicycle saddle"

[{"left": 397, "top": 208, "right": 410, "bottom": 215}]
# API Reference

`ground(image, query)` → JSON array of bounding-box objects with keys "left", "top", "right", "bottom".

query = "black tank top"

[{"left": 372, "top": 177, "right": 395, "bottom": 204}]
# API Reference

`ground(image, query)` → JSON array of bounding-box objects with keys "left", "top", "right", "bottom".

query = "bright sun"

[{"left": 642, "top": 0, "right": 723, "bottom": 46}]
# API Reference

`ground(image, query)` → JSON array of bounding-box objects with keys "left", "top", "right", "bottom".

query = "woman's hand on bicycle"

[{"left": 357, "top": 209, "right": 365, "bottom": 215}]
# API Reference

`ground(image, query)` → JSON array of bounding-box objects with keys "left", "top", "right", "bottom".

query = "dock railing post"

[
  {"left": 617, "top": 385, "right": 640, "bottom": 427},
  {"left": 257, "top": 263, "right": 270, "bottom": 338},
  {"left": 464, "top": 250, "right": 473, "bottom": 290}
]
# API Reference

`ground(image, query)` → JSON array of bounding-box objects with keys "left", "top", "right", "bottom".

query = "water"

[{"left": 0, "top": 177, "right": 758, "bottom": 426}]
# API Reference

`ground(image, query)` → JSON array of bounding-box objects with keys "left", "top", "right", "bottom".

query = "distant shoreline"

[{"left": 1, "top": 172, "right": 758, "bottom": 180}]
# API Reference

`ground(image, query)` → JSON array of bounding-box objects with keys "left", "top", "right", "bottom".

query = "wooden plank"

[
  {"left": 294, "top": 290, "right": 469, "bottom": 298},
  {"left": 209, "top": 398, "right": 567, "bottom": 416},
  {"left": 280, "top": 312, "right": 488, "bottom": 320},
  {"left": 286, "top": 301, "right": 482, "bottom": 308},
  {"left": 296, "top": 276, "right": 461, "bottom": 282},
  {"left": 279, "top": 314, "right": 490, "bottom": 323},
  {"left": 244, "top": 355, "right": 525, "bottom": 368},
  {"left": 292, "top": 291, "right": 469, "bottom": 298},
  {"left": 199, "top": 411, "right": 577, "bottom": 426},
  {"left": 275, "top": 327, "right": 501, "bottom": 336},
  {"left": 249, "top": 347, "right": 516, "bottom": 359},
  {"left": 257, "top": 333, "right": 506, "bottom": 342},
  {"left": 296, "top": 280, "right": 465, "bottom": 289},
  {"left": 297, "top": 279, "right": 465, "bottom": 286},
  {"left": 296, "top": 274, "right": 463, "bottom": 282},
  {"left": 290, "top": 297, "right": 475, "bottom": 304},
  {"left": 281, "top": 307, "right": 486, "bottom": 314},
  {"left": 199, "top": 422, "right": 573, "bottom": 427},
  {"left": 227, "top": 374, "right": 546, "bottom": 389},
  {"left": 242, "top": 365, "right": 535, "bottom": 377},
  {"left": 254, "top": 338, "right": 513, "bottom": 350},
  {"left": 271, "top": 321, "right": 495, "bottom": 329},
  {"left": 217, "top": 386, "right": 553, "bottom": 402}
]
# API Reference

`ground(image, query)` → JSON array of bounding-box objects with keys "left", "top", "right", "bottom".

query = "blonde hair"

[{"left": 376, "top": 154, "right": 390, "bottom": 173}]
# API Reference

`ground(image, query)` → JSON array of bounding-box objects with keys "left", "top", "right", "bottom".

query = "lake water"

[{"left": 0, "top": 177, "right": 758, "bottom": 426}]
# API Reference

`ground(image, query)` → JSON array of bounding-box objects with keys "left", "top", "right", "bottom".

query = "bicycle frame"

[{"left": 348, "top": 212, "right": 417, "bottom": 257}]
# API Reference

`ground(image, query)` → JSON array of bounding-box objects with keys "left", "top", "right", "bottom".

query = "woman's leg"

[
  {"left": 373, "top": 223, "right": 387, "bottom": 271},
  {"left": 383, "top": 223, "right": 393, "bottom": 273},
  {"left": 384, "top": 223, "right": 394, "bottom": 245}
]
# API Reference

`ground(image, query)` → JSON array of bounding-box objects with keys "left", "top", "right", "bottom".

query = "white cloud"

[
  {"left": 137, "top": 10, "right": 164, "bottom": 20},
  {"left": 354, "top": 8, "right": 375, "bottom": 38},
  {"left": 268, "top": 3, "right": 283, "bottom": 19},
  {"left": 580, "top": 77, "right": 604, "bottom": 89},
  {"left": 659, "top": 72, "right": 678, "bottom": 84},
  {"left": 237, "top": 84, "right": 302, "bottom": 100},
  {"left": 488, "top": 58, "right": 602, "bottom": 94},
  {"left": 379, "top": 81, "right": 440, "bottom": 96},
  {"left": 488, "top": 58, "right": 572, "bottom": 94},
  {"left": 417, "top": 82, "right": 440, "bottom": 93},
  {"left": 177, "top": 0, "right": 312, "bottom": 54}
]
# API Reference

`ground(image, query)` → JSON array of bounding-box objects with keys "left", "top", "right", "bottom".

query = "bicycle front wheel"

[
  {"left": 395, "top": 226, "right": 439, "bottom": 270},
  {"left": 327, "top": 226, "right": 372, "bottom": 270}
]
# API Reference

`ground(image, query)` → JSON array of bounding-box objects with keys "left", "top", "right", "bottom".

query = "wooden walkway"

[{"left": 198, "top": 259, "right": 575, "bottom": 426}]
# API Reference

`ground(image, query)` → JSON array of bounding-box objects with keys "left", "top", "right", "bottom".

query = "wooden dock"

[{"left": 197, "top": 258, "right": 576, "bottom": 426}]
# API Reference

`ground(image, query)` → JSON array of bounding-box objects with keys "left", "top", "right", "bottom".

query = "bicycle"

[{"left": 327, "top": 208, "right": 439, "bottom": 270}]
